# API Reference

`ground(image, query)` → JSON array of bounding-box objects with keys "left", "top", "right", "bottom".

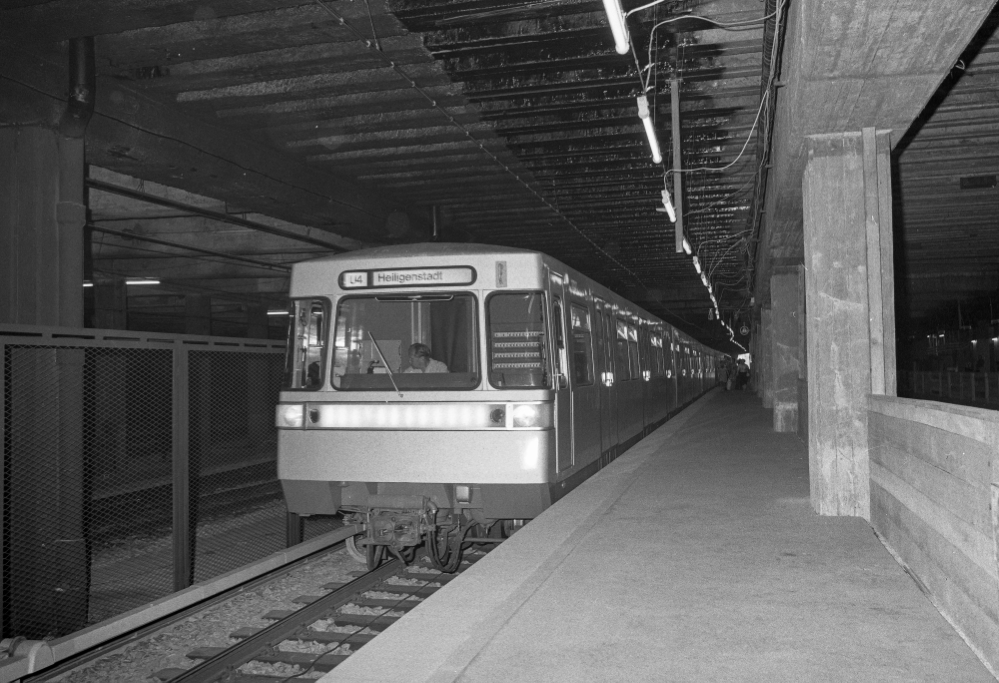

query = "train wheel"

[
  {"left": 366, "top": 542, "right": 387, "bottom": 570},
  {"left": 345, "top": 535, "right": 367, "bottom": 563}
]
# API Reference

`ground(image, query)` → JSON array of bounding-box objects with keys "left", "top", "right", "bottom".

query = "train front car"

[{"left": 276, "top": 245, "right": 556, "bottom": 571}]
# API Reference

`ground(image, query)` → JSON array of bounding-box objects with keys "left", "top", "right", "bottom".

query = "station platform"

[{"left": 324, "top": 389, "right": 995, "bottom": 682}]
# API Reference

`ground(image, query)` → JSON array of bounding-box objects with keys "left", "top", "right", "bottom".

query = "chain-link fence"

[{"left": 1, "top": 326, "right": 337, "bottom": 641}]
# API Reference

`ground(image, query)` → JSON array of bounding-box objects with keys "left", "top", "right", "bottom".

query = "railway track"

[{"left": 152, "top": 549, "right": 486, "bottom": 682}]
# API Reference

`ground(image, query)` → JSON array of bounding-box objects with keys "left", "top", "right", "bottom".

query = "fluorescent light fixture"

[
  {"left": 692, "top": 256, "right": 701, "bottom": 274},
  {"left": 636, "top": 96, "right": 662, "bottom": 164},
  {"left": 267, "top": 310, "right": 290, "bottom": 316},
  {"left": 700, "top": 272, "right": 709, "bottom": 287},
  {"left": 82, "top": 281, "right": 93, "bottom": 288},
  {"left": 682, "top": 238, "right": 692, "bottom": 255},
  {"left": 660, "top": 188, "right": 676, "bottom": 222},
  {"left": 601, "top": 0, "right": 631, "bottom": 55},
  {"left": 126, "top": 279, "right": 160, "bottom": 286}
]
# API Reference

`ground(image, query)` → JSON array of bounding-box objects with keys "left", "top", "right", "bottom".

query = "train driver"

[{"left": 404, "top": 343, "right": 448, "bottom": 373}]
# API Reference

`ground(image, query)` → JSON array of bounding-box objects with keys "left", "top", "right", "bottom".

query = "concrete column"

[
  {"left": 797, "top": 266, "right": 809, "bottom": 439},
  {"left": 93, "top": 273, "right": 127, "bottom": 329},
  {"left": 185, "top": 294, "right": 212, "bottom": 336},
  {"left": 246, "top": 304, "right": 272, "bottom": 444},
  {"left": 0, "top": 127, "right": 88, "bottom": 636},
  {"left": 0, "top": 128, "right": 84, "bottom": 325},
  {"left": 246, "top": 304, "right": 269, "bottom": 339},
  {"left": 803, "top": 129, "right": 895, "bottom": 519},
  {"left": 771, "top": 268, "right": 802, "bottom": 432},
  {"left": 761, "top": 307, "right": 774, "bottom": 409}
]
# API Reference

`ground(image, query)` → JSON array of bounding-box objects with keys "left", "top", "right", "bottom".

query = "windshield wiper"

[{"left": 367, "top": 331, "right": 403, "bottom": 397}]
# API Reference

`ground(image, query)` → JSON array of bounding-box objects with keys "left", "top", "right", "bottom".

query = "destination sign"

[{"left": 340, "top": 266, "right": 476, "bottom": 289}]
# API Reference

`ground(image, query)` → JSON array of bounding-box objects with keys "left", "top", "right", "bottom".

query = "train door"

[
  {"left": 594, "top": 303, "right": 616, "bottom": 459},
  {"left": 668, "top": 329, "right": 678, "bottom": 413},
  {"left": 569, "top": 302, "right": 600, "bottom": 468},
  {"left": 546, "top": 270, "right": 573, "bottom": 473},
  {"left": 639, "top": 326, "right": 651, "bottom": 432}
]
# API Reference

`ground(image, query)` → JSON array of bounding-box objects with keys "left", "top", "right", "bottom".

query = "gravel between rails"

[{"left": 50, "top": 547, "right": 364, "bottom": 683}]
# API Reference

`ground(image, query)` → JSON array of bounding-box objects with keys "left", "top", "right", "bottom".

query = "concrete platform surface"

[{"left": 323, "top": 390, "right": 995, "bottom": 682}]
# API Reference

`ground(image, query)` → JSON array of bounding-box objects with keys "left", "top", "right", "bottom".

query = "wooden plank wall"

[{"left": 868, "top": 396, "right": 999, "bottom": 675}]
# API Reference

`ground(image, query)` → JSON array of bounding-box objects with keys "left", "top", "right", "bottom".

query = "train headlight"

[
  {"left": 508, "top": 402, "right": 552, "bottom": 429},
  {"left": 275, "top": 403, "right": 305, "bottom": 429}
]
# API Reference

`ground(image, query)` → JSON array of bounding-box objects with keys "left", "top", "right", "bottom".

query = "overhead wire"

[{"left": 308, "top": 0, "right": 651, "bottom": 290}]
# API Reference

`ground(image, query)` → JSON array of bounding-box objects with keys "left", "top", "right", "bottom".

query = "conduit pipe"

[{"left": 59, "top": 37, "right": 95, "bottom": 138}]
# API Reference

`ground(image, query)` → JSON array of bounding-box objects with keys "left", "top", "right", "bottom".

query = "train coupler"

[{"left": 368, "top": 509, "right": 424, "bottom": 549}]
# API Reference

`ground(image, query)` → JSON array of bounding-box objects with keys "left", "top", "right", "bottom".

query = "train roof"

[
  {"left": 304, "top": 242, "right": 541, "bottom": 264},
  {"left": 292, "top": 243, "right": 723, "bottom": 354}
]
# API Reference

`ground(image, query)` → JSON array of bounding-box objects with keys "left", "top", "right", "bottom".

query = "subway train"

[{"left": 276, "top": 243, "right": 724, "bottom": 570}]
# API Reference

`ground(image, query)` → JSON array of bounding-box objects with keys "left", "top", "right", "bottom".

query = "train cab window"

[
  {"left": 627, "top": 324, "right": 641, "bottom": 379},
  {"left": 488, "top": 292, "right": 549, "bottom": 388},
  {"left": 283, "top": 298, "right": 328, "bottom": 390},
  {"left": 570, "top": 304, "right": 594, "bottom": 385},
  {"left": 615, "top": 319, "right": 631, "bottom": 380},
  {"left": 332, "top": 293, "right": 479, "bottom": 390}
]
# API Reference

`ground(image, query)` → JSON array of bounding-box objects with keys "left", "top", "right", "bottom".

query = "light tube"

[
  {"left": 126, "top": 279, "right": 160, "bottom": 286},
  {"left": 601, "top": 0, "right": 631, "bottom": 55},
  {"left": 700, "top": 272, "right": 709, "bottom": 287},
  {"left": 692, "top": 256, "right": 701, "bottom": 274},
  {"left": 267, "top": 310, "right": 290, "bottom": 316},
  {"left": 660, "top": 188, "right": 676, "bottom": 222},
  {"left": 682, "top": 238, "right": 692, "bottom": 255},
  {"left": 636, "top": 96, "right": 662, "bottom": 163}
]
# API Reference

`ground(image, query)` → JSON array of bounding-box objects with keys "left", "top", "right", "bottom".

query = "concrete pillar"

[
  {"left": 0, "top": 127, "right": 88, "bottom": 636},
  {"left": 246, "top": 304, "right": 269, "bottom": 339},
  {"left": 797, "top": 266, "right": 809, "bottom": 439},
  {"left": 803, "top": 129, "right": 895, "bottom": 519},
  {"left": 185, "top": 294, "right": 212, "bottom": 336},
  {"left": 0, "top": 128, "right": 85, "bottom": 325},
  {"left": 761, "top": 307, "right": 774, "bottom": 409},
  {"left": 246, "top": 305, "right": 272, "bottom": 444},
  {"left": 92, "top": 273, "right": 127, "bottom": 329},
  {"left": 771, "top": 268, "right": 802, "bottom": 432}
]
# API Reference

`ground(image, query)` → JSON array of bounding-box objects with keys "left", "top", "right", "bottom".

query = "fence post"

[
  {"left": 286, "top": 512, "right": 304, "bottom": 547},
  {"left": 172, "top": 347, "right": 193, "bottom": 591},
  {"left": 1, "top": 342, "right": 5, "bottom": 637}
]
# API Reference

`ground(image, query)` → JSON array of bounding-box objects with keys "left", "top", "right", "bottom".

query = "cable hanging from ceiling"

[{"left": 304, "top": 0, "right": 653, "bottom": 293}]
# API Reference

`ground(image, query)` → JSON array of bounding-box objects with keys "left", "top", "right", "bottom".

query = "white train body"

[{"left": 276, "top": 244, "right": 721, "bottom": 544}]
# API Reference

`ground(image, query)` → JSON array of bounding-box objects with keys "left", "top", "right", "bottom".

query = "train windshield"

[
  {"left": 332, "top": 293, "right": 479, "bottom": 390},
  {"left": 488, "top": 292, "right": 550, "bottom": 388}
]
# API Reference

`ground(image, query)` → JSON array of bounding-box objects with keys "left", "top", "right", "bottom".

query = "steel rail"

[
  {"left": 23, "top": 530, "right": 358, "bottom": 683},
  {"left": 166, "top": 559, "right": 402, "bottom": 683}
]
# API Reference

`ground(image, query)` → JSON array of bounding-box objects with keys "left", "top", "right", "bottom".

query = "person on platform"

[
  {"left": 735, "top": 358, "right": 750, "bottom": 390},
  {"left": 404, "top": 343, "right": 449, "bottom": 373}
]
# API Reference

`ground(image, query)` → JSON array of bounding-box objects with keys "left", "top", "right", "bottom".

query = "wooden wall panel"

[{"left": 868, "top": 396, "right": 999, "bottom": 674}]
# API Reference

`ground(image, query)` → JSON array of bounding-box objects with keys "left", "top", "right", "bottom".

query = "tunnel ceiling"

[
  {"left": 2, "top": 0, "right": 768, "bottom": 350},
  {"left": 2, "top": 0, "right": 999, "bottom": 350}
]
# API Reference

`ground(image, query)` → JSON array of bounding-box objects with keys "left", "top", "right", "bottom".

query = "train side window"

[
  {"left": 615, "top": 319, "right": 631, "bottom": 380},
  {"left": 552, "top": 299, "right": 567, "bottom": 384},
  {"left": 627, "top": 324, "right": 640, "bottom": 379},
  {"left": 603, "top": 311, "right": 614, "bottom": 375},
  {"left": 488, "top": 292, "right": 549, "bottom": 388},
  {"left": 283, "top": 298, "right": 328, "bottom": 390},
  {"left": 652, "top": 335, "right": 663, "bottom": 377},
  {"left": 570, "top": 304, "right": 594, "bottom": 385}
]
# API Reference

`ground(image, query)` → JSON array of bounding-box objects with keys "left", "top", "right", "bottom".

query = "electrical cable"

[{"left": 308, "top": 0, "right": 650, "bottom": 290}]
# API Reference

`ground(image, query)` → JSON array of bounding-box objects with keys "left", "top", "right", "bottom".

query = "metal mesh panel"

[
  {"left": 188, "top": 350, "right": 285, "bottom": 583},
  {"left": 2, "top": 336, "right": 293, "bottom": 641},
  {"left": 3, "top": 346, "right": 172, "bottom": 638}
]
